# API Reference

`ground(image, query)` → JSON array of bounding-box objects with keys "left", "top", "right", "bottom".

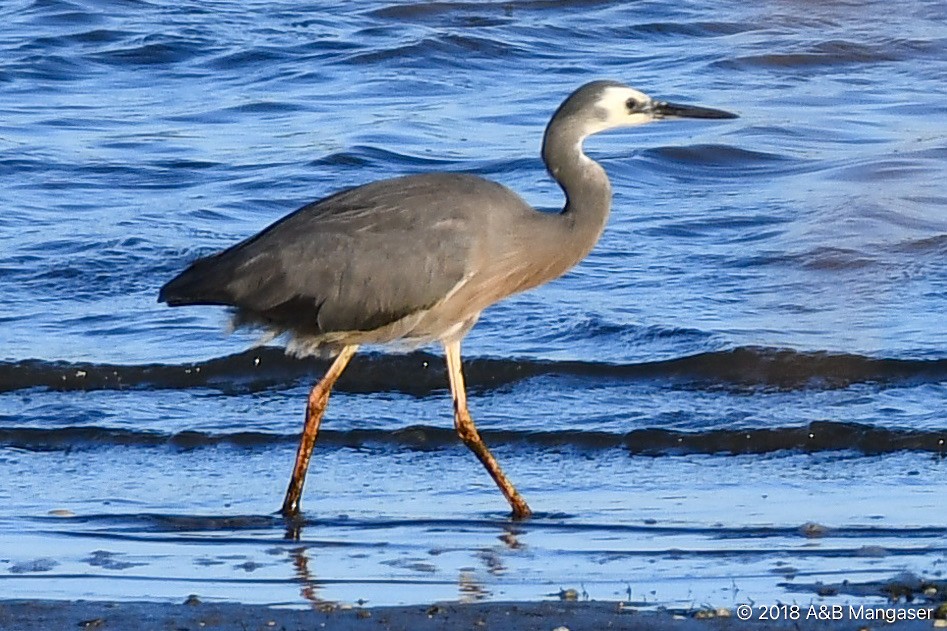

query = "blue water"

[{"left": 1, "top": 0, "right": 946, "bottom": 610}]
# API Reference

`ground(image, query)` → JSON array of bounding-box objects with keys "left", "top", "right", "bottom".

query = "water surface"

[{"left": 1, "top": 0, "right": 945, "bottom": 609}]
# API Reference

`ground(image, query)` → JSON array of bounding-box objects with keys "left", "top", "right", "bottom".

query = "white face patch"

[{"left": 582, "top": 85, "right": 655, "bottom": 136}]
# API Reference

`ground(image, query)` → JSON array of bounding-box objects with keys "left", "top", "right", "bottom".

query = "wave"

[
  {"left": 2, "top": 421, "right": 944, "bottom": 455},
  {"left": 1, "top": 346, "right": 944, "bottom": 395},
  {"left": 29, "top": 512, "right": 947, "bottom": 540},
  {"left": 717, "top": 37, "right": 942, "bottom": 71}
]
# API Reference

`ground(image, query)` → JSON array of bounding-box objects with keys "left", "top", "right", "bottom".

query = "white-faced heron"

[{"left": 158, "top": 80, "right": 737, "bottom": 519}]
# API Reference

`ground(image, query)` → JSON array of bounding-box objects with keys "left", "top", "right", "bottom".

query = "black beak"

[{"left": 652, "top": 101, "right": 738, "bottom": 120}]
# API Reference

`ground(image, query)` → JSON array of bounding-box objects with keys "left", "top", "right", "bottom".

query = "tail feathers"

[{"left": 158, "top": 256, "right": 236, "bottom": 306}]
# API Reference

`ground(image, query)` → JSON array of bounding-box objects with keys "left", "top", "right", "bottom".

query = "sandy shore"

[{"left": 0, "top": 599, "right": 944, "bottom": 631}]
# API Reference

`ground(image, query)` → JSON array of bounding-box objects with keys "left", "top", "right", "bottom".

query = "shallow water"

[{"left": 1, "top": 0, "right": 946, "bottom": 609}]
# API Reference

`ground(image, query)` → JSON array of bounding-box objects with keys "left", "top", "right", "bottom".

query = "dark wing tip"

[{"left": 157, "top": 263, "right": 225, "bottom": 307}]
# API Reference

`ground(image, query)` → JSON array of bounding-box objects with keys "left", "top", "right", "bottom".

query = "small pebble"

[
  {"left": 48, "top": 509, "right": 75, "bottom": 517},
  {"left": 799, "top": 522, "right": 829, "bottom": 538},
  {"left": 558, "top": 588, "right": 578, "bottom": 601}
]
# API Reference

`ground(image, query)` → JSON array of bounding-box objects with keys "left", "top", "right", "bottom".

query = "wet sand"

[{"left": 1, "top": 599, "right": 944, "bottom": 631}]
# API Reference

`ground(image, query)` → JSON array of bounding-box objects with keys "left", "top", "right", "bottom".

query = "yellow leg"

[
  {"left": 444, "top": 340, "right": 532, "bottom": 519},
  {"left": 281, "top": 345, "right": 358, "bottom": 517}
]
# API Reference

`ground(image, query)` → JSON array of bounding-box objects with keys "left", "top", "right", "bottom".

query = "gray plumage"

[
  {"left": 160, "top": 81, "right": 659, "bottom": 353},
  {"left": 159, "top": 81, "right": 736, "bottom": 353},
  {"left": 159, "top": 172, "right": 557, "bottom": 353}
]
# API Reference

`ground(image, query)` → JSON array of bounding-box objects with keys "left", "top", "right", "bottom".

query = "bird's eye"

[{"left": 625, "top": 98, "right": 639, "bottom": 111}]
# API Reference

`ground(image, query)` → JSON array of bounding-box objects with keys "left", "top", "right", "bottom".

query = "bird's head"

[{"left": 556, "top": 80, "right": 737, "bottom": 138}]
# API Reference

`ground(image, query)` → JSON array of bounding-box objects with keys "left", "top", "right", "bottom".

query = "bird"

[{"left": 158, "top": 80, "right": 737, "bottom": 519}]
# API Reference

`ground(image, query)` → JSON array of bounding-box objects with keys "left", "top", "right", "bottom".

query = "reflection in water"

[
  {"left": 290, "top": 545, "right": 335, "bottom": 609},
  {"left": 283, "top": 518, "right": 530, "bottom": 604},
  {"left": 458, "top": 522, "right": 529, "bottom": 600},
  {"left": 458, "top": 570, "right": 490, "bottom": 602},
  {"left": 499, "top": 526, "right": 525, "bottom": 550},
  {"left": 478, "top": 549, "right": 505, "bottom": 575},
  {"left": 284, "top": 517, "right": 303, "bottom": 542}
]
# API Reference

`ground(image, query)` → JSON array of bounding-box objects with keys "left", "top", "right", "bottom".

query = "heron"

[{"left": 158, "top": 80, "right": 736, "bottom": 519}]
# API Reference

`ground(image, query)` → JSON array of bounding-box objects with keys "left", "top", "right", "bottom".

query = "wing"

[{"left": 160, "top": 173, "right": 488, "bottom": 335}]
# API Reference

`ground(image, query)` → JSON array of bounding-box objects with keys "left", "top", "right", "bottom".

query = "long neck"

[{"left": 541, "top": 121, "right": 612, "bottom": 263}]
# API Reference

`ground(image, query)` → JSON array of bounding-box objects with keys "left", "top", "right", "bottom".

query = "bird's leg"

[
  {"left": 281, "top": 344, "right": 358, "bottom": 517},
  {"left": 444, "top": 340, "right": 532, "bottom": 519}
]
